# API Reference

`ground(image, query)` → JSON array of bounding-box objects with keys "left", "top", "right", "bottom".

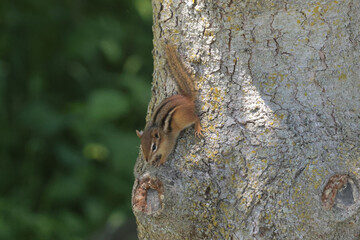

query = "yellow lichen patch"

[
  {"left": 333, "top": 19, "right": 340, "bottom": 26},
  {"left": 338, "top": 72, "right": 347, "bottom": 81},
  {"left": 277, "top": 114, "right": 284, "bottom": 121},
  {"left": 313, "top": 6, "right": 320, "bottom": 15},
  {"left": 206, "top": 114, "right": 216, "bottom": 121},
  {"left": 206, "top": 149, "right": 219, "bottom": 161},
  {"left": 313, "top": 181, "right": 321, "bottom": 190},
  {"left": 211, "top": 87, "right": 222, "bottom": 101},
  {"left": 208, "top": 125, "right": 216, "bottom": 132},
  {"left": 211, "top": 102, "right": 219, "bottom": 110},
  {"left": 304, "top": 1, "right": 334, "bottom": 26},
  {"left": 198, "top": 75, "right": 207, "bottom": 83},
  {"left": 204, "top": 30, "right": 214, "bottom": 37},
  {"left": 267, "top": 73, "right": 287, "bottom": 87}
]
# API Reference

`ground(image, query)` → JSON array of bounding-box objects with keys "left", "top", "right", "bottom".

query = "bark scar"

[
  {"left": 133, "top": 173, "right": 164, "bottom": 215},
  {"left": 321, "top": 174, "right": 348, "bottom": 210}
]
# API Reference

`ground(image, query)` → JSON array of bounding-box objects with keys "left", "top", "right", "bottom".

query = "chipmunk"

[{"left": 136, "top": 44, "right": 203, "bottom": 165}]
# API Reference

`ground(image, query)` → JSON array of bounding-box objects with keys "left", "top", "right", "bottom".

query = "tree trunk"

[{"left": 132, "top": 0, "right": 360, "bottom": 239}]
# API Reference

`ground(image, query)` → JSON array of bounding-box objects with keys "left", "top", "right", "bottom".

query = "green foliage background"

[{"left": 0, "top": 0, "right": 152, "bottom": 239}]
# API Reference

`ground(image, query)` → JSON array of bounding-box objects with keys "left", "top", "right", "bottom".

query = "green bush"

[{"left": 0, "top": 0, "right": 152, "bottom": 239}]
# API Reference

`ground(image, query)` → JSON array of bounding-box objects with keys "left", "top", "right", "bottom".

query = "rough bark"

[{"left": 132, "top": 0, "right": 360, "bottom": 239}]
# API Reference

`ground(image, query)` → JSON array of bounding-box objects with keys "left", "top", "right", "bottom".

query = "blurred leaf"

[
  {"left": 67, "top": 17, "right": 124, "bottom": 61},
  {"left": 118, "top": 73, "right": 151, "bottom": 110},
  {"left": 107, "top": 210, "right": 126, "bottom": 228},
  {"left": 123, "top": 55, "right": 142, "bottom": 74},
  {"left": 55, "top": 143, "right": 86, "bottom": 168},
  {"left": 99, "top": 129, "right": 139, "bottom": 173},
  {"left": 46, "top": 174, "right": 86, "bottom": 204},
  {"left": 84, "top": 198, "right": 107, "bottom": 225},
  {"left": 57, "top": 211, "right": 86, "bottom": 237},
  {"left": 87, "top": 89, "right": 129, "bottom": 122},
  {"left": 33, "top": 214, "right": 54, "bottom": 239},
  {"left": 68, "top": 62, "right": 90, "bottom": 82},
  {"left": 83, "top": 143, "right": 109, "bottom": 161},
  {"left": 28, "top": 74, "right": 44, "bottom": 99},
  {"left": 0, "top": 216, "right": 12, "bottom": 239},
  {"left": 20, "top": 102, "right": 64, "bottom": 137},
  {"left": 0, "top": 0, "right": 152, "bottom": 239},
  {"left": 100, "top": 39, "right": 122, "bottom": 63},
  {"left": 134, "top": 0, "right": 152, "bottom": 21}
]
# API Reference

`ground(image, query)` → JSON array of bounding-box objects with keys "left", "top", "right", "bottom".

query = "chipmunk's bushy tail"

[{"left": 165, "top": 44, "right": 196, "bottom": 100}]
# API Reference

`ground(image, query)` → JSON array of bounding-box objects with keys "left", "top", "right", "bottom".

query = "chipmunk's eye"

[
  {"left": 154, "top": 133, "right": 159, "bottom": 138},
  {"left": 151, "top": 143, "right": 157, "bottom": 152}
]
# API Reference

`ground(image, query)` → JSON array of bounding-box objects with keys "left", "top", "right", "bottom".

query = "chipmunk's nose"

[{"left": 155, "top": 154, "right": 162, "bottom": 164}]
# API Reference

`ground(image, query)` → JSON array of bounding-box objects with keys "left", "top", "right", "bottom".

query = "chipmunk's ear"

[{"left": 136, "top": 130, "right": 143, "bottom": 138}]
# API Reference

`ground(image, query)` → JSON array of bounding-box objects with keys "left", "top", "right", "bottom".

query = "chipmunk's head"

[{"left": 136, "top": 127, "right": 172, "bottom": 165}]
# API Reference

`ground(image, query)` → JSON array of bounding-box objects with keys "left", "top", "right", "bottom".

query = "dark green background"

[{"left": 0, "top": 0, "right": 152, "bottom": 239}]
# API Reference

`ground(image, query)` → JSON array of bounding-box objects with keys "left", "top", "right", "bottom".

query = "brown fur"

[
  {"left": 165, "top": 44, "right": 196, "bottom": 100},
  {"left": 136, "top": 44, "right": 203, "bottom": 165}
]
